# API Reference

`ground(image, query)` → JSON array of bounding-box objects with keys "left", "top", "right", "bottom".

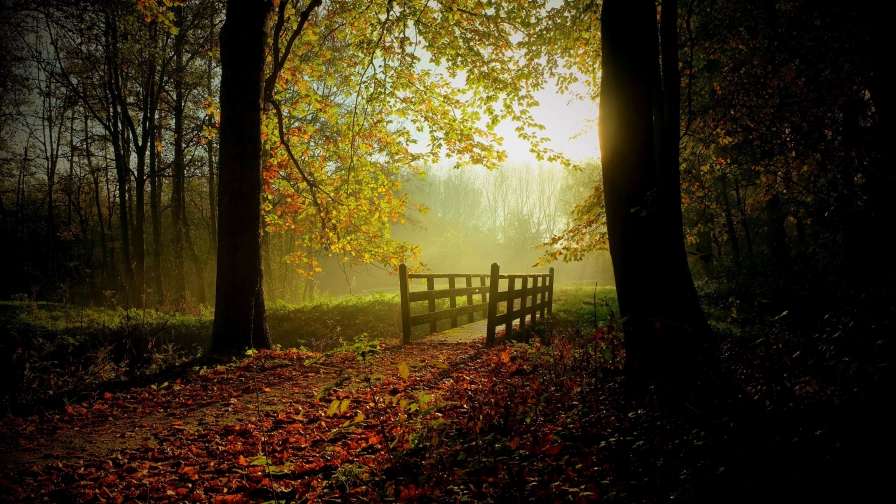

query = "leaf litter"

[{"left": 0, "top": 334, "right": 651, "bottom": 502}]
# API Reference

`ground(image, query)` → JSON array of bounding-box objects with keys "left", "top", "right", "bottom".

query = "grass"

[
  {"left": 550, "top": 282, "right": 619, "bottom": 333},
  {"left": 0, "top": 284, "right": 618, "bottom": 407}
]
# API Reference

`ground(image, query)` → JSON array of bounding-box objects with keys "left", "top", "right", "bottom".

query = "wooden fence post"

[
  {"left": 486, "top": 263, "right": 500, "bottom": 346},
  {"left": 448, "top": 276, "right": 458, "bottom": 328},
  {"left": 519, "top": 276, "right": 528, "bottom": 337},
  {"left": 539, "top": 274, "right": 547, "bottom": 319},
  {"left": 480, "top": 276, "right": 487, "bottom": 318},
  {"left": 530, "top": 275, "right": 538, "bottom": 324},
  {"left": 548, "top": 267, "right": 555, "bottom": 317},
  {"left": 427, "top": 277, "right": 437, "bottom": 334},
  {"left": 505, "top": 276, "right": 515, "bottom": 339},
  {"left": 399, "top": 264, "right": 411, "bottom": 344},
  {"left": 465, "top": 275, "right": 474, "bottom": 323}
]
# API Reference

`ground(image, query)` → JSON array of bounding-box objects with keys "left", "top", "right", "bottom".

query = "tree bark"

[
  {"left": 149, "top": 118, "right": 164, "bottom": 304},
  {"left": 599, "top": 0, "right": 711, "bottom": 387},
  {"left": 718, "top": 174, "right": 742, "bottom": 269},
  {"left": 210, "top": 0, "right": 273, "bottom": 353},
  {"left": 171, "top": 5, "right": 188, "bottom": 304}
]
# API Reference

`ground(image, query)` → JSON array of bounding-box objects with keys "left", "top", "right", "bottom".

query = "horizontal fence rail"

[{"left": 399, "top": 263, "right": 554, "bottom": 344}]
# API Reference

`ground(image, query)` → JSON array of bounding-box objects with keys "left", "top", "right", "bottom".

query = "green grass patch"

[{"left": 550, "top": 282, "right": 619, "bottom": 333}]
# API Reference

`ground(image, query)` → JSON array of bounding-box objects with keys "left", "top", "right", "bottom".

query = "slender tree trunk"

[
  {"left": 149, "top": 121, "right": 164, "bottom": 305},
  {"left": 764, "top": 193, "right": 790, "bottom": 270},
  {"left": 86, "top": 117, "right": 107, "bottom": 279},
  {"left": 731, "top": 174, "right": 753, "bottom": 255},
  {"left": 718, "top": 174, "right": 742, "bottom": 269},
  {"left": 211, "top": 0, "right": 273, "bottom": 353},
  {"left": 106, "top": 37, "right": 136, "bottom": 302},
  {"left": 599, "top": 0, "right": 711, "bottom": 387},
  {"left": 182, "top": 203, "right": 208, "bottom": 304},
  {"left": 171, "top": 5, "right": 188, "bottom": 304},
  {"left": 133, "top": 146, "right": 146, "bottom": 307},
  {"left": 207, "top": 53, "right": 218, "bottom": 257}
]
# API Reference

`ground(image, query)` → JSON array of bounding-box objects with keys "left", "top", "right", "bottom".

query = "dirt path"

[{"left": 0, "top": 339, "right": 481, "bottom": 478}]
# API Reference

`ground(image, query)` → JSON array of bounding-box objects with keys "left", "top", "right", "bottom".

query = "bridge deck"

[{"left": 422, "top": 319, "right": 489, "bottom": 343}]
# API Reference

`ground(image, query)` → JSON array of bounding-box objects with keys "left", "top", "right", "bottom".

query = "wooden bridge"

[{"left": 398, "top": 263, "right": 554, "bottom": 345}]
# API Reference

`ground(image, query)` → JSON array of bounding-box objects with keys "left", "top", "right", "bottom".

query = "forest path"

[{"left": 0, "top": 340, "right": 485, "bottom": 482}]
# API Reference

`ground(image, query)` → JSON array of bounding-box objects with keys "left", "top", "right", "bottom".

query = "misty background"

[{"left": 278, "top": 160, "right": 614, "bottom": 299}]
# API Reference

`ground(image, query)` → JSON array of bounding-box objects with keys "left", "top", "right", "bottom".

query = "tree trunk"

[
  {"left": 207, "top": 51, "right": 218, "bottom": 258},
  {"left": 149, "top": 120, "right": 164, "bottom": 304},
  {"left": 133, "top": 143, "right": 146, "bottom": 307},
  {"left": 86, "top": 115, "right": 107, "bottom": 278},
  {"left": 182, "top": 203, "right": 208, "bottom": 304},
  {"left": 731, "top": 174, "right": 753, "bottom": 255},
  {"left": 210, "top": 0, "right": 273, "bottom": 353},
  {"left": 764, "top": 193, "right": 790, "bottom": 271},
  {"left": 718, "top": 174, "right": 742, "bottom": 269},
  {"left": 599, "top": 0, "right": 711, "bottom": 387},
  {"left": 108, "top": 88, "right": 135, "bottom": 302},
  {"left": 171, "top": 5, "right": 188, "bottom": 305}
]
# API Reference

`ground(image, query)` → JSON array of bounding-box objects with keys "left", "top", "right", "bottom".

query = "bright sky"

[
  {"left": 407, "top": 43, "right": 601, "bottom": 166},
  {"left": 493, "top": 80, "right": 600, "bottom": 164}
]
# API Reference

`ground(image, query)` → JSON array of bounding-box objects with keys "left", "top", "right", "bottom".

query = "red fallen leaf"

[
  {"left": 263, "top": 388, "right": 271, "bottom": 392},
  {"left": 398, "top": 484, "right": 420, "bottom": 501},
  {"left": 179, "top": 466, "right": 198, "bottom": 476},
  {"left": 507, "top": 437, "right": 520, "bottom": 450},
  {"left": 176, "top": 487, "right": 189, "bottom": 495},
  {"left": 213, "top": 494, "right": 249, "bottom": 503},
  {"left": 501, "top": 349, "right": 511, "bottom": 364},
  {"left": 98, "top": 474, "right": 118, "bottom": 484},
  {"left": 608, "top": 417, "right": 618, "bottom": 426},
  {"left": 237, "top": 455, "right": 249, "bottom": 466},
  {"left": 103, "top": 392, "right": 113, "bottom": 400}
]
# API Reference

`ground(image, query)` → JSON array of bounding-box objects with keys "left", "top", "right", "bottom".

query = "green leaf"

[{"left": 327, "top": 399, "right": 340, "bottom": 417}]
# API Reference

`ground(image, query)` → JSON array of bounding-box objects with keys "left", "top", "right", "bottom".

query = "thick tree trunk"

[
  {"left": 210, "top": 0, "right": 273, "bottom": 353},
  {"left": 599, "top": 0, "right": 711, "bottom": 387}
]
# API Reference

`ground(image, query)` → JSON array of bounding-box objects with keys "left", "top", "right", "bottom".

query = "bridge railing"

[{"left": 398, "top": 263, "right": 554, "bottom": 345}]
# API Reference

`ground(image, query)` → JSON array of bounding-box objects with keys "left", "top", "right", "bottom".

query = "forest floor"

[
  {"left": 0, "top": 285, "right": 893, "bottom": 502},
  {"left": 1, "top": 333, "right": 626, "bottom": 503}
]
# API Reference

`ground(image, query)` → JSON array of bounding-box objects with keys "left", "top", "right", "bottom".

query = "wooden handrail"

[{"left": 399, "top": 262, "right": 554, "bottom": 344}]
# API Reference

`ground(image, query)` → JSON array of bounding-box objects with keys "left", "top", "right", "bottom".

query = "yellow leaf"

[
  {"left": 327, "top": 399, "right": 340, "bottom": 417},
  {"left": 398, "top": 362, "right": 410, "bottom": 380},
  {"left": 433, "top": 361, "right": 449, "bottom": 369},
  {"left": 340, "top": 398, "right": 350, "bottom": 413}
]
